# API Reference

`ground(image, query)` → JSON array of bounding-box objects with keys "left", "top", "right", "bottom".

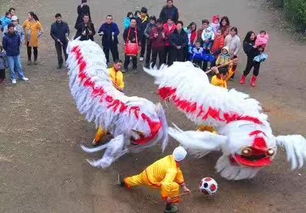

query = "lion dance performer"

[
  {"left": 66, "top": 39, "right": 168, "bottom": 168},
  {"left": 144, "top": 61, "right": 306, "bottom": 180},
  {"left": 122, "top": 146, "right": 191, "bottom": 213}
]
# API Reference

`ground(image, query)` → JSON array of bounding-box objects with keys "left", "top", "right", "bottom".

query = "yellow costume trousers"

[{"left": 124, "top": 171, "right": 181, "bottom": 203}]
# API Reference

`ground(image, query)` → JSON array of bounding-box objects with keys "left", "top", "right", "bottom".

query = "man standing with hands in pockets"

[{"left": 50, "top": 13, "right": 70, "bottom": 69}]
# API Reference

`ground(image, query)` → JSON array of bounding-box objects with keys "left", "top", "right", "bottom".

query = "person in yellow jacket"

[
  {"left": 92, "top": 60, "right": 125, "bottom": 145},
  {"left": 121, "top": 146, "right": 191, "bottom": 213},
  {"left": 210, "top": 65, "right": 235, "bottom": 89}
]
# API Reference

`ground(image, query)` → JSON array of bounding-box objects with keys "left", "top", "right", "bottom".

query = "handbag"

[{"left": 125, "top": 28, "right": 139, "bottom": 56}]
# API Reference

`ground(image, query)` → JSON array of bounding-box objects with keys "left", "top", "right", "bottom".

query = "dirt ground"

[{"left": 0, "top": 0, "right": 306, "bottom": 212}]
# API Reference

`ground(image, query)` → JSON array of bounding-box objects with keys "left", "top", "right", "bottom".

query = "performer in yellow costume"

[
  {"left": 92, "top": 60, "right": 125, "bottom": 145},
  {"left": 122, "top": 146, "right": 191, "bottom": 213}
]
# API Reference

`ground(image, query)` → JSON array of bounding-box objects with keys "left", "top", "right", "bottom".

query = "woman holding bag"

[{"left": 123, "top": 18, "right": 140, "bottom": 72}]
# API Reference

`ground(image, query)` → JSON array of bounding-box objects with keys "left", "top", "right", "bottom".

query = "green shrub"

[
  {"left": 284, "top": 0, "right": 306, "bottom": 30},
  {"left": 272, "top": 0, "right": 284, "bottom": 8}
]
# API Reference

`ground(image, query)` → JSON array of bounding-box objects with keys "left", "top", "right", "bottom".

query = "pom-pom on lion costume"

[{"left": 144, "top": 62, "right": 306, "bottom": 180}]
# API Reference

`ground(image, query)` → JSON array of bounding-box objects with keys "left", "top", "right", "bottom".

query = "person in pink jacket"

[{"left": 255, "top": 30, "right": 269, "bottom": 48}]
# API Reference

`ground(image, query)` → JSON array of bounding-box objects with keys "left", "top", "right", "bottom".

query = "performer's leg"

[
  {"left": 161, "top": 182, "right": 180, "bottom": 213},
  {"left": 92, "top": 127, "right": 108, "bottom": 146},
  {"left": 124, "top": 171, "right": 149, "bottom": 189}
]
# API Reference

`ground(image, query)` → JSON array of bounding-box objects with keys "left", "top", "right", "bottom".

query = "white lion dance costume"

[
  {"left": 66, "top": 40, "right": 168, "bottom": 168},
  {"left": 145, "top": 62, "right": 306, "bottom": 180}
]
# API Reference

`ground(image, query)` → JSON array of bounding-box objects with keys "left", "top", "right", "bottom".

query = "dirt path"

[{"left": 0, "top": 0, "right": 306, "bottom": 212}]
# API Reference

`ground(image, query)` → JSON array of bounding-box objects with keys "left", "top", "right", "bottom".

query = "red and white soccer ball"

[{"left": 199, "top": 177, "right": 218, "bottom": 195}]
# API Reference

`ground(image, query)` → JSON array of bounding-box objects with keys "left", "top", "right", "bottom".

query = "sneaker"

[
  {"left": 12, "top": 79, "right": 17, "bottom": 84},
  {"left": 22, "top": 77, "right": 29, "bottom": 81},
  {"left": 34, "top": 61, "right": 38, "bottom": 65},
  {"left": 139, "top": 57, "right": 144, "bottom": 62},
  {"left": 57, "top": 64, "right": 62, "bottom": 69},
  {"left": 27, "top": 61, "right": 32, "bottom": 65},
  {"left": 164, "top": 204, "right": 178, "bottom": 213}
]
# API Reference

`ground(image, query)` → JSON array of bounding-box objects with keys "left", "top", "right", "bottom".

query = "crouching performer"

[{"left": 121, "top": 146, "right": 191, "bottom": 213}]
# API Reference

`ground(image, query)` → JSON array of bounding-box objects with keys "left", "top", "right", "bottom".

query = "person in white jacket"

[{"left": 224, "top": 26, "right": 241, "bottom": 75}]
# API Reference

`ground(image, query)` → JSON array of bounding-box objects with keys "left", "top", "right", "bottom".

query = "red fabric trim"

[
  {"left": 71, "top": 46, "right": 162, "bottom": 146},
  {"left": 158, "top": 87, "right": 263, "bottom": 125}
]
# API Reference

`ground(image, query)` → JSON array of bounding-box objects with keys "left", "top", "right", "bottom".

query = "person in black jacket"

[
  {"left": 98, "top": 15, "right": 120, "bottom": 64},
  {"left": 169, "top": 21, "right": 188, "bottom": 65},
  {"left": 74, "top": 14, "right": 95, "bottom": 41},
  {"left": 74, "top": 0, "right": 91, "bottom": 29},
  {"left": 123, "top": 18, "right": 140, "bottom": 71},
  {"left": 137, "top": 7, "right": 149, "bottom": 62},
  {"left": 50, "top": 13, "right": 70, "bottom": 69},
  {"left": 159, "top": 0, "right": 179, "bottom": 23},
  {"left": 240, "top": 31, "right": 259, "bottom": 85}
]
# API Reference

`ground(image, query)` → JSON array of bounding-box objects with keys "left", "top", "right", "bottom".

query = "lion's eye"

[
  {"left": 241, "top": 147, "right": 252, "bottom": 156},
  {"left": 267, "top": 148, "right": 275, "bottom": 156}
]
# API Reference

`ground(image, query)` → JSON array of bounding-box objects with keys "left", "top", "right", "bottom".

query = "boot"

[
  {"left": 250, "top": 76, "right": 257, "bottom": 87},
  {"left": 239, "top": 75, "right": 246, "bottom": 84},
  {"left": 164, "top": 203, "right": 178, "bottom": 213}
]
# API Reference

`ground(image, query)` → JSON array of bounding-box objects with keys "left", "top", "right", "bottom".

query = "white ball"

[{"left": 199, "top": 177, "right": 218, "bottom": 195}]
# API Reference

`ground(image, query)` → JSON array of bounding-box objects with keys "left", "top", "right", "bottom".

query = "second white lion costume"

[{"left": 145, "top": 62, "right": 306, "bottom": 180}]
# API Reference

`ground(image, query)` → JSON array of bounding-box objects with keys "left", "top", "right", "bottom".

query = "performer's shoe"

[
  {"left": 164, "top": 204, "right": 178, "bottom": 213},
  {"left": 240, "top": 75, "right": 246, "bottom": 84},
  {"left": 117, "top": 174, "right": 126, "bottom": 187},
  {"left": 250, "top": 76, "right": 257, "bottom": 87}
]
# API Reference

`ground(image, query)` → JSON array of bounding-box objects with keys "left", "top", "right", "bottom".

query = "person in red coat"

[
  {"left": 211, "top": 28, "right": 225, "bottom": 57},
  {"left": 150, "top": 19, "right": 166, "bottom": 68},
  {"left": 163, "top": 18, "right": 176, "bottom": 65}
]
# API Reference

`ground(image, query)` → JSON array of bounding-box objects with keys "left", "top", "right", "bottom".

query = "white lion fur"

[
  {"left": 145, "top": 62, "right": 306, "bottom": 180},
  {"left": 66, "top": 40, "right": 168, "bottom": 168}
]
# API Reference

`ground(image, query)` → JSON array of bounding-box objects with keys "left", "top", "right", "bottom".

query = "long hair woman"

[
  {"left": 240, "top": 31, "right": 264, "bottom": 87},
  {"left": 22, "top": 12, "right": 43, "bottom": 65}
]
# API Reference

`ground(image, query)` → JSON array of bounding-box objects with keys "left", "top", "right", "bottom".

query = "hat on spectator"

[{"left": 11, "top": 16, "right": 18, "bottom": 21}]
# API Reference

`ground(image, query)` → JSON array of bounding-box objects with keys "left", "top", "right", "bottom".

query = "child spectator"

[
  {"left": 123, "top": 18, "right": 140, "bottom": 71},
  {"left": 150, "top": 19, "right": 166, "bottom": 68},
  {"left": 215, "top": 46, "right": 231, "bottom": 74},
  {"left": 169, "top": 21, "right": 188, "bottom": 65},
  {"left": 190, "top": 40, "right": 204, "bottom": 67},
  {"left": 137, "top": 7, "right": 149, "bottom": 62},
  {"left": 211, "top": 28, "right": 225, "bottom": 57},
  {"left": 0, "top": 12, "right": 12, "bottom": 31},
  {"left": 186, "top": 22, "right": 197, "bottom": 46},
  {"left": 144, "top": 16, "right": 157, "bottom": 67},
  {"left": 0, "top": 45, "right": 8, "bottom": 83},
  {"left": 219, "top": 16, "right": 230, "bottom": 38},
  {"left": 4, "top": 16, "right": 25, "bottom": 43},
  {"left": 163, "top": 18, "right": 176, "bottom": 65},
  {"left": 201, "top": 19, "right": 214, "bottom": 51},
  {"left": 123, "top": 12, "right": 133, "bottom": 30},
  {"left": 210, "top": 15, "right": 220, "bottom": 34},
  {"left": 255, "top": 30, "right": 269, "bottom": 48}
]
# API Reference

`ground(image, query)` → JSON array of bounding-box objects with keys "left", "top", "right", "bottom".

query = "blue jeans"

[{"left": 7, "top": 55, "right": 25, "bottom": 80}]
